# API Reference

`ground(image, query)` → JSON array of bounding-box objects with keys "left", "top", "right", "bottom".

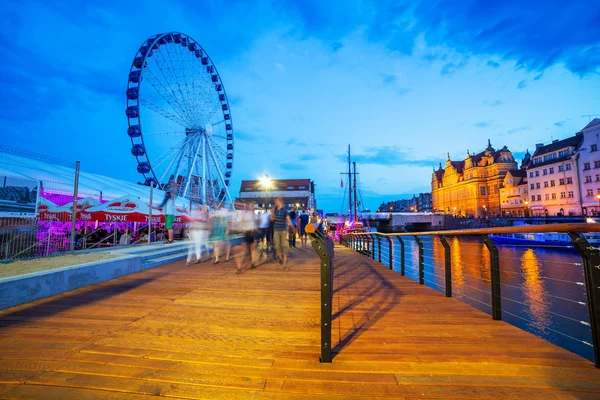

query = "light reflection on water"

[{"left": 376, "top": 236, "right": 593, "bottom": 362}]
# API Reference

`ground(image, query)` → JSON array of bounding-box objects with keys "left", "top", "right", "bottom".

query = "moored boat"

[{"left": 490, "top": 232, "right": 600, "bottom": 248}]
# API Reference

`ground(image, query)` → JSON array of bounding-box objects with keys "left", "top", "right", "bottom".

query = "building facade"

[
  {"left": 576, "top": 119, "right": 600, "bottom": 215},
  {"left": 378, "top": 193, "right": 432, "bottom": 213},
  {"left": 432, "top": 141, "right": 517, "bottom": 217},
  {"left": 499, "top": 168, "right": 529, "bottom": 217},
  {"left": 527, "top": 135, "right": 582, "bottom": 216},
  {"left": 237, "top": 179, "right": 316, "bottom": 210}
]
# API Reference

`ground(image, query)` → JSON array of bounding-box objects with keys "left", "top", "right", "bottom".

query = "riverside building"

[
  {"left": 237, "top": 179, "right": 316, "bottom": 210},
  {"left": 499, "top": 165, "right": 530, "bottom": 217},
  {"left": 431, "top": 141, "right": 517, "bottom": 218},
  {"left": 527, "top": 135, "right": 582, "bottom": 217},
  {"left": 576, "top": 119, "right": 600, "bottom": 215}
]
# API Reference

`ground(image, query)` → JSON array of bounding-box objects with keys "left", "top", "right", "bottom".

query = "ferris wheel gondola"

[{"left": 125, "top": 32, "right": 234, "bottom": 207}]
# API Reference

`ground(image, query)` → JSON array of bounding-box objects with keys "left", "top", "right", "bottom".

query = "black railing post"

[
  {"left": 386, "top": 236, "right": 393, "bottom": 270},
  {"left": 482, "top": 235, "right": 502, "bottom": 321},
  {"left": 370, "top": 235, "right": 376, "bottom": 260},
  {"left": 414, "top": 236, "right": 424, "bottom": 285},
  {"left": 376, "top": 235, "right": 382, "bottom": 263},
  {"left": 308, "top": 225, "right": 333, "bottom": 363},
  {"left": 396, "top": 237, "right": 405, "bottom": 276},
  {"left": 568, "top": 232, "right": 600, "bottom": 368},
  {"left": 438, "top": 236, "right": 452, "bottom": 298}
]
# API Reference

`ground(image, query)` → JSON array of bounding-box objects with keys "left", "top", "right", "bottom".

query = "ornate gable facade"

[{"left": 431, "top": 140, "right": 517, "bottom": 217}]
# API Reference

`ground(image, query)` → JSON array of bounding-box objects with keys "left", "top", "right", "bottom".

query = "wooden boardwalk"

[{"left": 1, "top": 244, "right": 600, "bottom": 399}]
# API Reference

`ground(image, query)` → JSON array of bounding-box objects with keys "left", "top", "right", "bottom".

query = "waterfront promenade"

[{"left": 1, "top": 246, "right": 600, "bottom": 398}]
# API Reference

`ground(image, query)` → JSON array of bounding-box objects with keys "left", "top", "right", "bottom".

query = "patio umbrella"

[{"left": 81, "top": 195, "right": 165, "bottom": 223}]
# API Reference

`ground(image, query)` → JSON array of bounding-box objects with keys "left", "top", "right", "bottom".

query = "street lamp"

[
  {"left": 259, "top": 174, "right": 273, "bottom": 211},
  {"left": 524, "top": 200, "right": 529, "bottom": 218}
]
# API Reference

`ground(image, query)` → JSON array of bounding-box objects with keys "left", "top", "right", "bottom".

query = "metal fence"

[
  {"left": 0, "top": 146, "right": 79, "bottom": 260},
  {"left": 341, "top": 223, "right": 600, "bottom": 368}
]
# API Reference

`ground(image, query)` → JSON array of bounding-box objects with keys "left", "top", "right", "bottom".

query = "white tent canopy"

[{"left": 0, "top": 147, "right": 189, "bottom": 209}]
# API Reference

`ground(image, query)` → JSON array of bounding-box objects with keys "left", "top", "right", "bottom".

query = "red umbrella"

[{"left": 81, "top": 195, "right": 165, "bottom": 223}]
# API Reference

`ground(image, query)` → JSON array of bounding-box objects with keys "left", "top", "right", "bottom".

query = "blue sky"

[{"left": 1, "top": 0, "right": 599, "bottom": 212}]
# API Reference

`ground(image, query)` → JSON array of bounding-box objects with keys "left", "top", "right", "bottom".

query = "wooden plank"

[
  {"left": 0, "top": 246, "right": 598, "bottom": 399},
  {"left": 0, "top": 385, "right": 183, "bottom": 400},
  {"left": 27, "top": 371, "right": 257, "bottom": 399}
]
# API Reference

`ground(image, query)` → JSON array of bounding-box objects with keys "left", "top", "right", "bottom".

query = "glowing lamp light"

[
  {"left": 586, "top": 217, "right": 596, "bottom": 224},
  {"left": 259, "top": 174, "right": 273, "bottom": 189}
]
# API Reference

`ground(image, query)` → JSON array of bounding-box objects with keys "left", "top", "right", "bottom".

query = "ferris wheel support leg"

[
  {"left": 159, "top": 146, "right": 184, "bottom": 188},
  {"left": 202, "top": 135, "right": 207, "bottom": 205},
  {"left": 182, "top": 135, "right": 204, "bottom": 200},
  {"left": 206, "top": 139, "right": 234, "bottom": 205}
]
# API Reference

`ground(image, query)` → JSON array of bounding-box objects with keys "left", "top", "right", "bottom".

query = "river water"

[{"left": 373, "top": 237, "right": 594, "bottom": 362}]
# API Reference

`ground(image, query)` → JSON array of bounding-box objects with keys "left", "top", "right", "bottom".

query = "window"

[
  {"left": 597, "top": 175, "right": 600, "bottom": 182},
  {"left": 534, "top": 157, "right": 542, "bottom": 164},
  {"left": 544, "top": 181, "right": 549, "bottom": 187},
  {"left": 560, "top": 192, "right": 566, "bottom": 199},
  {"left": 558, "top": 165, "right": 564, "bottom": 172},
  {"left": 584, "top": 162, "right": 591, "bottom": 170},
  {"left": 598, "top": 188, "right": 600, "bottom": 194},
  {"left": 565, "top": 163, "right": 572, "bottom": 171},
  {"left": 529, "top": 172, "right": 534, "bottom": 178},
  {"left": 244, "top": 187, "right": 251, "bottom": 191},
  {"left": 595, "top": 161, "right": 600, "bottom": 168},
  {"left": 568, "top": 191, "right": 574, "bottom": 198},
  {"left": 298, "top": 185, "right": 306, "bottom": 189},
  {"left": 543, "top": 169, "right": 548, "bottom": 175},
  {"left": 531, "top": 195, "right": 535, "bottom": 201},
  {"left": 535, "top": 170, "right": 540, "bottom": 176},
  {"left": 559, "top": 178, "right": 565, "bottom": 185},
  {"left": 592, "top": 144, "right": 598, "bottom": 152},
  {"left": 543, "top": 153, "right": 557, "bottom": 162},
  {"left": 537, "top": 195, "right": 541, "bottom": 201},
  {"left": 549, "top": 167, "right": 554, "bottom": 174},
  {"left": 287, "top": 185, "right": 295, "bottom": 189},
  {"left": 588, "top": 189, "right": 594, "bottom": 196},
  {"left": 480, "top": 186, "right": 486, "bottom": 196},
  {"left": 545, "top": 194, "right": 550, "bottom": 200},
  {"left": 551, "top": 193, "right": 556, "bottom": 200},
  {"left": 586, "top": 176, "right": 592, "bottom": 183},
  {"left": 567, "top": 177, "right": 573, "bottom": 184},
  {"left": 559, "top": 149, "right": 570, "bottom": 157},
  {"left": 550, "top": 180, "right": 555, "bottom": 186},
  {"left": 530, "top": 183, "right": 535, "bottom": 190},
  {"left": 536, "top": 183, "right": 541, "bottom": 189}
]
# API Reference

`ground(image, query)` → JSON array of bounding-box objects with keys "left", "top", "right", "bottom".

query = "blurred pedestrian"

[
  {"left": 158, "top": 185, "right": 177, "bottom": 243},
  {"left": 186, "top": 205, "right": 210, "bottom": 264},
  {"left": 210, "top": 206, "right": 227, "bottom": 263},
  {"left": 299, "top": 210, "right": 309, "bottom": 247},
  {"left": 271, "top": 197, "right": 291, "bottom": 270},
  {"left": 288, "top": 207, "right": 297, "bottom": 248}
]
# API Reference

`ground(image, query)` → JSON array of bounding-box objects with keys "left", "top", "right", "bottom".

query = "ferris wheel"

[{"left": 125, "top": 32, "right": 234, "bottom": 207}]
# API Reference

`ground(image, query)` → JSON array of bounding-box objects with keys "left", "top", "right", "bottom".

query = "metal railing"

[
  {"left": 340, "top": 223, "right": 600, "bottom": 368},
  {"left": 307, "top": 223, "right": 333, "bottom": 363}
]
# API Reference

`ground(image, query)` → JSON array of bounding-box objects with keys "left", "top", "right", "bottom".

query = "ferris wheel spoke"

[
  {"left": 142, "top": 130, "right": 186, "bottom": 136},
  {"left": 159, "top": 44, "right": 197, "bottom": 126},
  {"left": 143, "top": 67, "right": 193, "bottom": 125},
  {"left": 151, "top": 145, "right": 182, "bottom": 171},
  {"left": 140, "top": 98, "right": 189, "bottom": 127}
]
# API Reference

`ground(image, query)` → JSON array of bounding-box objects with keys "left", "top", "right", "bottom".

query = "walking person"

[
  {"left": 209, "top": 206, "right": 227, "bottom": 263},
  {"left": 271, "top": 197, "right": 292, "bottom": 270},
  {"left": 288, "top": 207, "right": 297, "bottom": 248},
  {"left": 158, "top": 186, "right": 177, "bottom": 244},
  {"left": 299, "top": 210, "right": 310, "bottom": 248},
  {"left": 186, "top": 205, "right": 209, "bottom": 265}
]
